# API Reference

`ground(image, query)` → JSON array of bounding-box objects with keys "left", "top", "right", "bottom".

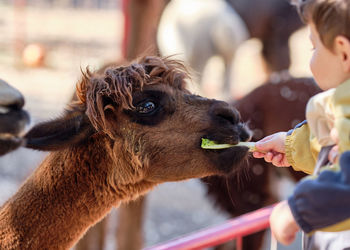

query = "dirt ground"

[{"left": 0, "top": 3, "right": 312, "bottom": 249}]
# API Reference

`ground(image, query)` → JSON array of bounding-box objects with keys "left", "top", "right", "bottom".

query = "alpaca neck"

[{"left": 0, "top": 137, "right": 154, "bottom": 249}]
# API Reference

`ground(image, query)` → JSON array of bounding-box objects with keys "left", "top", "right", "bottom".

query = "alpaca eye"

[{"left": 136, "top": 101, "right": 156, "bottom": 114}]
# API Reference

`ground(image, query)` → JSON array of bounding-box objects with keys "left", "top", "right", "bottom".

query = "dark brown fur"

[{"left": 0, "top": 56, "right": 251, "bottom": 249}]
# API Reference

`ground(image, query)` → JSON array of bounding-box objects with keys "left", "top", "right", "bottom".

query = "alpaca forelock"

[{"left": 77, "top": 56, "right": 189, "bottom": 134}]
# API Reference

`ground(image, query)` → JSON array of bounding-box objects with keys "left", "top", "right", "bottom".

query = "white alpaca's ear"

[{"left": 24, "top": 111, "right": 95, "bottom": 151}]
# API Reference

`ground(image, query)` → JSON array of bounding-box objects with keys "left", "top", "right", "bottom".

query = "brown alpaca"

[
  {"left": 76, "top": 76, "right": 321, "bottom": 250},
  {"left": 0, "top": 56, "right": 251, "bottom": 249}
]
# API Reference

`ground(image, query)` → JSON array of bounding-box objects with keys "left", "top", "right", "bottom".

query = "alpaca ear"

[{"left": 24, "top": 110, "right": 95, "bottom": 151}]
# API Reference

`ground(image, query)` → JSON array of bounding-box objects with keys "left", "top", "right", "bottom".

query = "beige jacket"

[{"left": 286, "top": 78, "right": 350, "bottom": 174}]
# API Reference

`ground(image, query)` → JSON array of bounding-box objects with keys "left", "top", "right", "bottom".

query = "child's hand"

[
  {"left": 252, "top": 132, "right": 290, "bottom": 167},
  {"left": 329, "top": 128, "right": 339, "bottom": 163},
  {"left": 328, "top": 145, "right": 339, "bottom": 163},
  {"left": 270, "top": 201, "right": 300, "bottom": 245}
]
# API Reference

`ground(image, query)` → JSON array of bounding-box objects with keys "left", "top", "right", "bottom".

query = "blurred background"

[{"left": 0, "top": 0, "right": 314, "bottom": 249}]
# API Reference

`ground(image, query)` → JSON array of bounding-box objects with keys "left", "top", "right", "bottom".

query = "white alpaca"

[{"left": 157, "top": 0, "right": 248, "bottom": 99}]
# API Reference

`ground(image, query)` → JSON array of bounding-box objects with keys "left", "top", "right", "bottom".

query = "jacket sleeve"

[
  {"left": 285, "top": 122, "right": 320, "bottom": 174},
  {"left": 288, "top": 151, "right": 350, "bottom": 234}
]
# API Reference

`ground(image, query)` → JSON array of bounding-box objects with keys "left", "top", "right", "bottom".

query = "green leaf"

[{"left": 201, "top": 138, "right": 256, "bottom": 151}]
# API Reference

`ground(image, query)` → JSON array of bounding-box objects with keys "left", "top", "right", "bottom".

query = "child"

[{"left": 252, "top": 0, "right": 350, "bottom": 248}]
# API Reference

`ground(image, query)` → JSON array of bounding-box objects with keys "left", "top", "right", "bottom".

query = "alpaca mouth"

[
  {"left": 0, "top": 133, "right": 24, "bottom": 156},
  {"left": 0, "top": 106, "right": 10, "bottom": 114},
  {"left": 0, "top": 133, "right": 24, "bottom": 145},
  {"left": 0, "top": 133, "right": 18, "bottom": 140},
  {"left": 0, "top": 109, "right": 30, "bottom": 155},
  {"left": 0, "top": 109, "right": 30, "bottom": 135},
  {"left": 201, "top": 138, "right": 256, "bottom": 151},
  {"left": 200, "top": 135, "right": 250, "bottom": 175},
  {"left": 199, "top": 135, "right": 241, "bottom": 152},
  {"left": 207, "top": 146, "right": 249, "bottom": 175}
]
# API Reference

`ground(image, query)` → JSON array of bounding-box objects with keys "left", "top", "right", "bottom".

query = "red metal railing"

[{"left": 144, "top": 204, "right": 276, "bottom": 250}]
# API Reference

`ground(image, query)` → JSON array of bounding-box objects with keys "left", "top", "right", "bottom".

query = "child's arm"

[
  {"left": 287, "top": 151, "right": 350, "bottom": 234},
  {"left": 271, "top": 151, "right": 350, "bottom": 245}
]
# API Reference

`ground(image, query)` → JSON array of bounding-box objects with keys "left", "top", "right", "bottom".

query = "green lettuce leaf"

[{"left": 201, "top": 138, "right": 256, "bottom": 151}]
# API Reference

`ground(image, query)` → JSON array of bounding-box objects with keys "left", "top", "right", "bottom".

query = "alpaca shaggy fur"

[{"left": 0, "top": 56, "right": 251, "bottom": 249}]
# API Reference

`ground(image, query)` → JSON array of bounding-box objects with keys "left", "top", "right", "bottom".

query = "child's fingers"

[
  {"left": 328, "top": 145, "right": 339, "bottom": 163},
  {"left": 284, "top": 233, "right": 297, "bottom": 245},
  {"left": 272, "top": 154, "right": 289, "bottom": 167},
  {"left": 256, "top": 137, "right": 279, "bottom": 153},
  {"left": 253, "top": 151, "right": 290, "bottom": 167},
  {"left": 252, "top": 151, "right": 265, "bottom": 158},
  {"left": 264, "top": 152, "right": 274, "bottom": 162},
  {"left": 256, "top": 134, "right": 275, "bottom": 143},
  {"left": 256, "top": 139, "right": 273, "bottom": 151},
  {"left": 256, "top": 132, "right": 286, "bottom": 154},
  {"left": 272, "top": 153, "right": 283, "bottom": 166},
  {"left": 275, "top": 231, "right": 296, "bottom": 246}
]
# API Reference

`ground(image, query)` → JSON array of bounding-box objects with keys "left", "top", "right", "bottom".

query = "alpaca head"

[{"left": 25, "top": 56, "right": 251, "bottom": 185}]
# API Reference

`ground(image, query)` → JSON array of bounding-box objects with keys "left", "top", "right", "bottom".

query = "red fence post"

[{"left": 236, "top": 236, "right": 242, "bottom": 250}]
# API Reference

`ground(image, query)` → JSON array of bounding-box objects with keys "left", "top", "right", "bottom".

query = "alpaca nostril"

[
  {"left": 211, "top": 102, "right": 240, "bottom": 125},
  {"left": 218, "top": 113, "right": 235, "bottom": 124}
]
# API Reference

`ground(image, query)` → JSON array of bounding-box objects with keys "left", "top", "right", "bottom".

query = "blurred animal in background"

[
  {"left": 157, "top": 0, "right": 304, "bottom": 99},
  {"left": 226, "top": 0, "right": 303, "bottom": 73},
  {"left": 0, "top": 79, "right": 29, "bottom": 156},
  {"left": 201, "top": 75, "right": 321, "bottom": 250},
  {"left": 157, "top": 0, "right": 249, "bottom": 99},
  {"left": 0, "top": 56, "right": 251, "bottom": 249}
]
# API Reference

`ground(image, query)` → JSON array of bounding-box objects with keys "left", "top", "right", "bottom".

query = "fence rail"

[{"left": 144, "top": 204, "right": 276, "bottom": 250}]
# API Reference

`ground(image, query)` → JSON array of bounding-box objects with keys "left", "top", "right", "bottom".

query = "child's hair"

[{"left": 293, "top": 0, "right": 350, "bottom": 50}]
